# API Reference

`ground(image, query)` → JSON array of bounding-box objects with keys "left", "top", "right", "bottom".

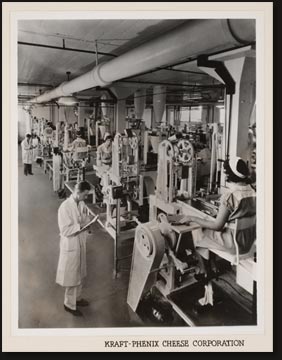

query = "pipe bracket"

[{"left": 197, "top": 55, "right": 235, "bottom": 95}]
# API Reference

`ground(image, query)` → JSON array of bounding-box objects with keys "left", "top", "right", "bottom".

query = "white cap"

[
  {"left": 168, "top": 134, "right": 177, "bottom": 142},
  {"left": 229, "top": 156, "right": 247, "bottom": 178},
  {"left": 104, "top": 132, "right": 111, "bottom": 141}
]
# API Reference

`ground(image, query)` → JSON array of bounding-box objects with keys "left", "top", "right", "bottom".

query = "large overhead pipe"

[{"left": 30, "top": 19, "right": 255, "bottom": 104}]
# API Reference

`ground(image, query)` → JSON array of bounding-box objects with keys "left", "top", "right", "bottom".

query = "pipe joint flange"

[
  {"left": 59, "top": 81, "right": 70, "bottom": 97},
  {"left": 92, "top": 62, "right": 111, "bottom": 87}
]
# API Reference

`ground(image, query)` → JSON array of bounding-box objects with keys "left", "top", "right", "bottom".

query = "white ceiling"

[
  {"left": 18, "top": 19, "right": 188, "bottom": 85},
  {"left": 17, "top": 19, "right": 239, "bottom": 105}
]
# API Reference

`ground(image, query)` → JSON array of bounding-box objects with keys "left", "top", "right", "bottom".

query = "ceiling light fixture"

[
  {"left": 57, "top": 96, "right": 79, "bottom": 106},
  {"left": 57, "top": 71, "right": 79, "bottom": 106}
]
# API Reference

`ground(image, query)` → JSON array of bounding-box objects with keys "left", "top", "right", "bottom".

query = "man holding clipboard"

[{"left": 56, "top": 181, "right": 99, "bottom": 316}]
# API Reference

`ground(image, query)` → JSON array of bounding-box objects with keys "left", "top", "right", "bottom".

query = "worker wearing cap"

[
  {"left": 178, "top": 156, "right": 256, "bottom": 310},
  {"left": 179, "top": 156, "right": 256, "bottom": 260},
  {"left": 21, "top": 133, "right": 34, "bottom": 176}
]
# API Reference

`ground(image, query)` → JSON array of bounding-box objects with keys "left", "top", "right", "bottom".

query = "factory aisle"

[{"left": 18, "top": 149, "right": 144, "bottom": 328}]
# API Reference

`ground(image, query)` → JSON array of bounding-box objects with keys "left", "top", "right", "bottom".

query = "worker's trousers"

[
  {"left": 24, "top": 163, "right": 33, "bottom": 175},
  {"left": 64, "top": 284, "right": 83, "bottom": 310}
]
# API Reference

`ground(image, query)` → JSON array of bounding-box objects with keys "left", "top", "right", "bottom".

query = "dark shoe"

[
  {"left": 194, "top": 273, "right": 212, "bottom": 285},
  {"left": 29, "top": 173, "right": 34, "bottom": 175},
  {"left": 64, "top": 305, "right": 83, "bottom": 316},
  {"left": 194, "top": 273, "right": 207, "bottom": 282},
  {"left": 192, "top": 301, "right": 213, "bottom": 315},
  {"left": 195, "top": 271, "right": 219, "bottom": 283},
  {"left": 76, "top": 298, "right": 89, "bottom": 307}
]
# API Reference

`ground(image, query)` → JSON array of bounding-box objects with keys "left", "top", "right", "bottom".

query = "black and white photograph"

[{"left": 2, "top": 2, "right": 273, "bottom": 352}]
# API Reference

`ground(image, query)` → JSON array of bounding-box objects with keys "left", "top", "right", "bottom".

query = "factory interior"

[{"left": 17, "top": 18, "right": 257, "bottom": 328}]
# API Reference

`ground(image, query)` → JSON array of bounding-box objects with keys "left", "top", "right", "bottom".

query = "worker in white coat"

[
  {"left": 56, "top": 181, "right": 94, "bottom": 316},
  {"left": 21, "top": 133, "right": 34, "bottom": 176}
]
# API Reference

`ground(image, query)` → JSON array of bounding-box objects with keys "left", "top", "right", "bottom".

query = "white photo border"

[{"left": 2, "top": 2, "right": 273, "bottom": 352}]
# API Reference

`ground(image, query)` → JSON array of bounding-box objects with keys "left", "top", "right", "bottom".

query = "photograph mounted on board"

[
  {"left": 2, "top": 2, "right": 273, "bottom": 353},
  {"left": 17, "top": 16, "right": 258, "bottom": 329}
]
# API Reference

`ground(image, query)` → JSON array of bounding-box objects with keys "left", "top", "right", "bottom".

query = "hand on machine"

[{"left": 166, "top": 214, "right": 192, "bottom": 226}]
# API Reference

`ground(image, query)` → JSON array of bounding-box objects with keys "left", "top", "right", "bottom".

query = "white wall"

[
  {"left": 31, "top": 106, "right": 51, "bottom": 121},
  {"left": 18, "top": 105, "right": 53, "bottom": 141}
]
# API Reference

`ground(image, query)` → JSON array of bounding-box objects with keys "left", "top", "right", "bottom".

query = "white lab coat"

[
  {"left": 21, "top": 138, "right": 33, "bottom": 164},
  {"left": 56, "top": 196, "right": 91, "bottom": 287}
]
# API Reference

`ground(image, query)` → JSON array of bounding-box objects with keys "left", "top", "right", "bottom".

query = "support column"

[
  {"left": 174, "top": 105, "right": 181, "bottom": 129},
  {"left": 87, "top": 118, "right": 91, "bottom": 144},
  {"left": 198, "top": 49, "right": 255, "bottom": 160},
  {"left": 152, "top": 85, "right": 166, "bottom": 129},
  {"left": 25, "top": 111, "right": 32, "bottom": 135},
  {"left": 116, "top": 100, "right": 127, "bottom": 134},
  {"left": 59, "top": 106, "right": 66, "bottom": 124},
  {"left": 201, "top": 106, "right": 208, "bottom": 126},
  {"left": 110, "top": 85, "right": 138, "bottom": 133},
  {"left": 134, "top": 88, "right": 146, "bottom": 119},
  {"left": 101, "top": 93, "right": 111, "bottom": 118},
  {"left": 49, "top": 105, "right": 52, "bottom": 124},
  {"left": 77, "top": 103, "right": 84, "bottom": 128},
  {"left": 55, "top": 122, "right": 60, "bottom": 147},
  {"left": 197, "top": 47, "right": 256, "bottom": 192},
  {"left": 226, "top": 57, "right": 256, "bottom": 159}
]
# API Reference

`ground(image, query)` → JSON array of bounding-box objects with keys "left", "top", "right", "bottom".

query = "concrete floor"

[{"left": 18, "top": 152, "right": 146, "bottom": 328}]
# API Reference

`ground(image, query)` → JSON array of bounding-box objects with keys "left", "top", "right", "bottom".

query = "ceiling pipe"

[
  {"left": 122, "top": 43, "right": 254, "bottom": 80},
  {"left": 18, "top": 41, "right": 117, "bottom": 58},
  {"left": 30, "top": 19, "right": 255, "bottom": 104}
]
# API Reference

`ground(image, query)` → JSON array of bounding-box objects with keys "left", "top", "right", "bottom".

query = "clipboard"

[{"left": 79, "top": 214, "right": 99, "bottom": 232}]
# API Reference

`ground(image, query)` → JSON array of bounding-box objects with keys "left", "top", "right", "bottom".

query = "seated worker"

[
  {"left": 96, "top": 133, "right": 112, "bottom": 169},
  {"left": 68, "top": 131, "right": 87, "bottom": 161},
  {"left": 178, "top": 156, "right": 256, "bottom": 277}
]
